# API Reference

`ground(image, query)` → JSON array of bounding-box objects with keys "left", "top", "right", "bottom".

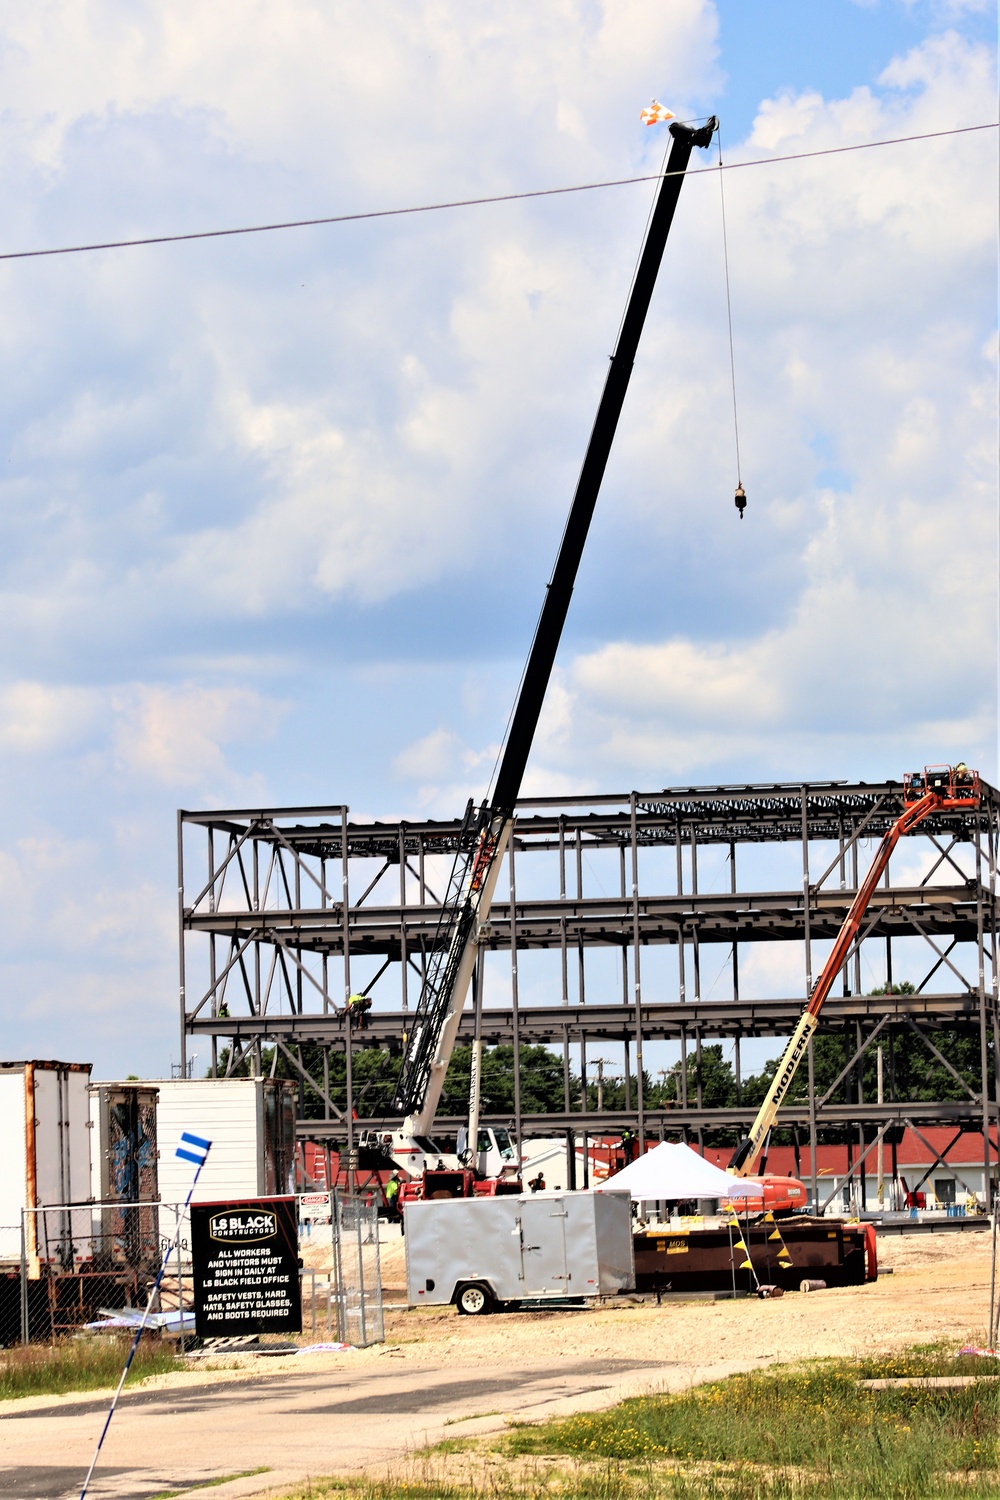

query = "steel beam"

[{"left": 179, "top": 777, "right": 999, "bottom": 1177}]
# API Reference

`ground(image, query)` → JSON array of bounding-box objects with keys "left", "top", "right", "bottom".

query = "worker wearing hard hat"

[{"left": 345, "top": 992, "right": 372, "bottom": 1030}]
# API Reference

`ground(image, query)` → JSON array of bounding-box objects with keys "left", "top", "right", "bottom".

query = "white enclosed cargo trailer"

[
  {"left": 405, "top": 1190, "right": 634, "bottom": 1315},
  {"left": 0, "top": 1061, "right": 93, "bottom": 1273}
]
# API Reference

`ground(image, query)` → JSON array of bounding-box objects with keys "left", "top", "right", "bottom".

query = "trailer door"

[{"left": 518, "top": 1196, "right": 569, "bottom": 1295}]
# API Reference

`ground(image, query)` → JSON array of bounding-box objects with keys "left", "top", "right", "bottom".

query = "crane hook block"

[{"left": 734, "top": 484, "right": 747, "bottom": 519}]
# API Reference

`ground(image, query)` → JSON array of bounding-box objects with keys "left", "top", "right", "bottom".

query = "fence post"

[
  {"left": 329, "top": 1192, "right": 342, "bottom": 1342},
  {"left": 356, "top": 1207, "right": 367, "bottom": 1349},
  {"left": 20, "top": 1210, "right": 29, "bottom": 1345},
  {"left": 176, "top": 1206, "right": 186, "bottom": 1356},
  {"left": 369, "top": 1203, "right": 384, "bottom": 1344}
]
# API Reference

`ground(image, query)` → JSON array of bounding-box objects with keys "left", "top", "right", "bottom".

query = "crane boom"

[
  {"left": 392, "top": 116, "right": 719, "bottom": 1140},
  {"left": 728, "top": 764, "right": 981, "bottom": 1178}
]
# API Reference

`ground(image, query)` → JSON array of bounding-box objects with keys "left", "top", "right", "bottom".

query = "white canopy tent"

[{"left": 597, "top": 1142, "right": 763, "bottom": 1202}]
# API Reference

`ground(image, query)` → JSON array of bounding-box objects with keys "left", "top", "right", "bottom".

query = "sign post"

[{"left": 191, "top": 1197, "right": 301, "bottom": 1337}]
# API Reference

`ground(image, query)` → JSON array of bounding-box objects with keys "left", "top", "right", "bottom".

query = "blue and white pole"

[{"left": 79, "top": 1132, "right": 212, "bottom": 1500}]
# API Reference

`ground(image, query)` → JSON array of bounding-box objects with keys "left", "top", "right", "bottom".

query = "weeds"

[
  {"left": 0, "top": 1335, "right": 180, "bottom": 1400},
  {"left": 503, "top": 1349, "right": 1000, "bottom": 1497},
  {"left": 297, "top": 1347, "right": 1000, "bottom": 1498}
]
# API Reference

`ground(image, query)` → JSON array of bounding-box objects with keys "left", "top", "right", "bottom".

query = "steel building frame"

[{"left": 179, "top": 778, "right": 1000, "bottom": 1206}]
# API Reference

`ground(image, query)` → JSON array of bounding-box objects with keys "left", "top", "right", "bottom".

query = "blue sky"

[{"left": 0, "top": 0, "right": 996, "bottom": 1077}]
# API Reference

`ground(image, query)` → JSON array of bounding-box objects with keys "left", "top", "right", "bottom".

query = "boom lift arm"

[
  {"left": 391, "top": 117, "right": 719, "bottom": 1146},
  {"left": 728, "top": 765, "right": 981, "bottom": 1178}
]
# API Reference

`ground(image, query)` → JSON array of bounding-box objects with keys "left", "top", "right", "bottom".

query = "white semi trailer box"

[
  {"left": 0, "top": 1061, "right": 93, "bottom": 1273},
  {"left": 149, "top": 1078, "right": 296, "bottom": 1207},
  {"left": 405, "top": 1190, "right": 634, "bottom": 1315}
]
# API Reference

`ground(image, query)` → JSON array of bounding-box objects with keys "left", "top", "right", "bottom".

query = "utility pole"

[{"left": 593, "top": 1058, "right": 614, "bottom": 1113}]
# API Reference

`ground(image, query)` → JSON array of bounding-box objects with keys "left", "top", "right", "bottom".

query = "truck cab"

[{"left": 455, "top": 1125, "right": 519, "bottom": 1180}]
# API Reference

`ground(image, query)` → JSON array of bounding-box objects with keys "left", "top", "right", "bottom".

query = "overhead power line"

[{"left": 0, "top": 121, "right": 995, "bottom": 266}]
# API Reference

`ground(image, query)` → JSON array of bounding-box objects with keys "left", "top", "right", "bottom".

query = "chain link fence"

[
  {"left": 1, "top": 1195, "right": 385, "bottom": 1350},
  {"left": 336, "top": 1197, "right": 384, "bottom": 1348}
]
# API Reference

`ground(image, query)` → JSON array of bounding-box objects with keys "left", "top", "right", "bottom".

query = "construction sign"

[{"left": 191, "top": 1197, "right": 302, "bottom": 1337}]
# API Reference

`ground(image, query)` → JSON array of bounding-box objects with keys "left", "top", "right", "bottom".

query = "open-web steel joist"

[{"left": 179, "top": 777, "right": 1000, "bottom": 1203}]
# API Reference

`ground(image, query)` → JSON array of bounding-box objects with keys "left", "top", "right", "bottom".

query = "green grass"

[
  {"left": 502, "top": 1346, "right": 1000, "bottom": 1497},
  {"left": 0, "top": 1335, "right": 181, "bottom": 1401},
  {"left": 202, "top": 1343, "right": 1000, "bottom": 1500}
]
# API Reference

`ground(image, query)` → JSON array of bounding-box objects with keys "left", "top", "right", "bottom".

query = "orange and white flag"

[{"left": 640, "top": 100, "right": 675, "bottom": 126}]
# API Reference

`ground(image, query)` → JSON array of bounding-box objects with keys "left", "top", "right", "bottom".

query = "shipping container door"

[
  {"left": 0, "top": 1073, "right": 26, "bottom": 1261},
  {"left": 518, "top": 1197, "right": 569, "bottom": 1295},
  {"left": 156, "top": 1081, "right": 260, "bottom": 1206},
  {"left": 262, "top": 1083, "right": 296, "bottom": 1196},
  {"left": 31, "top": 1068, "right": 92, "bottom": 1266}
]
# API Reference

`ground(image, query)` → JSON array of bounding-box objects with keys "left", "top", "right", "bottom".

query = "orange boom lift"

[{"left": 728, "top": 765, "right": 981, "bottom": 1190}]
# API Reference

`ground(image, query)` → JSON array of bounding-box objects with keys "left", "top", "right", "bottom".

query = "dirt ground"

[
  {"left": 377, "top": 1225, "right": 996, "bottom": 1372},
  {"left": 2, "top": 1226, "right": 995, "bottom": 1500},
  {"left": 304, "top": 1222, "right": 997, "bottom": 1372}
]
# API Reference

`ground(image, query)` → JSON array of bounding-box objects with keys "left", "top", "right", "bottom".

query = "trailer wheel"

[{"left": 455, "top": 1282, "right": 493, "bottom": 1316}]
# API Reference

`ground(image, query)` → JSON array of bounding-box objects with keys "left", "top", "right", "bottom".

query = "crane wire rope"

[
  {"left": 716, "top": 125, "right": 743, "bottom": 490},
  {"left": 0, "top": 122, "right": 993, "bottom": 265}
]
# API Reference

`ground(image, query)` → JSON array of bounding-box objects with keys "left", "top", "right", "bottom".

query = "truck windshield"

[{"left": 493, "top": 1128, "right": 515, "bottom": 1161}]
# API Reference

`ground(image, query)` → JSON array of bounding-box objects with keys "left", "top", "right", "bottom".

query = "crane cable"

[{"left": 717, "top": 126, "right": 744, "bottom": 495}]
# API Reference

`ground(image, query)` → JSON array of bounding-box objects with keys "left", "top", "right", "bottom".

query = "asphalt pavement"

[{"left": 0, "top": 1353, "right": 671, "bottom": 1499}]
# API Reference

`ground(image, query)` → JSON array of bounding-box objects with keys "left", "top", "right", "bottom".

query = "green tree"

[
  {"left": 440, "top": 1043, "right": 569, "bottom": 1115},
  {"left": 646, "top": 1045, "right": 737, "bottom": 1112}
]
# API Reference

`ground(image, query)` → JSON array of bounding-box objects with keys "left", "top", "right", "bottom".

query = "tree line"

[{"left": 217, "top": 986, "right": 988, "bottom": 1141}]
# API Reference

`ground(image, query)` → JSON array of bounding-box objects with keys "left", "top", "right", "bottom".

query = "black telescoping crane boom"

[{"left": 392, "top": 117, "right": 719, "bottom": 1142}]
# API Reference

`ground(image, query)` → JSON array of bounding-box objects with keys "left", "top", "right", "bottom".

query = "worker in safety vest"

[
  {"left": 345, "top": 992, "right": 372, "bottom": 1030},
  {"left": 385, "top": 1171, "right": 401, "bottom": 1219},
  {"left": 621, "top": 1128, "right": 636, "bottom": 1163}
]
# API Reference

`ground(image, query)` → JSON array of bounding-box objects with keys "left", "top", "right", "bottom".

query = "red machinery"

[{"left": 399, "top": 1167, "right": 522, "bottom": 1210}]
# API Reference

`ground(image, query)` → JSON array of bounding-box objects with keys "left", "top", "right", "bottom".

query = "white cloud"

[
  {"left": 392, "top": 726, "right": 501, "bottom": 812},
  {"left": 111, "top": 682, "right": 282, "bottom": 791},
  {"left": 0, "top": 3, "right": 995, "bottom": 1073},
  {"left": 0, "top": 677, "right": 283, "bottom": 790},
  {"left": 0, "top": 1, "right": 727, "bottom": 641},
  {"left": 0, "top": 681, "right": 99, "bottom": 752}
]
